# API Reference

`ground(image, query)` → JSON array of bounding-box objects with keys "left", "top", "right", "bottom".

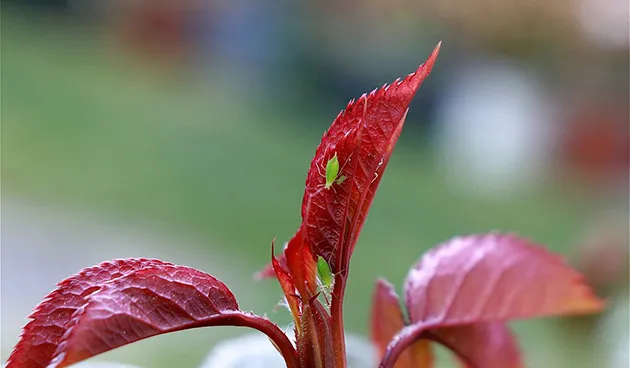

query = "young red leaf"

[
  {"left": 302, "top": 43, "right": 441, "bottom": 276},
  {"left": 274, "top": 231, "right": 335, "bottom": 368},
  {"left": 371, "top": 278, "right": 434, "bottom": 368},
  {"left": 271, "top": 242, "right": 302, "bottom": 329},
  {"left": 7, "top": 258, "right": 298, "bottom": 368},
  {"left": 380, "top": 233, "right": 604, "bottom": 367},
  {"left": 254, "top": 43, "right": 442, "bottom": 366},
  {"left": 285, "top": 227, "right": 318, "bottom": 300},
  {"left": 255, "top": 44, "right": 441, "bottom": 283}
]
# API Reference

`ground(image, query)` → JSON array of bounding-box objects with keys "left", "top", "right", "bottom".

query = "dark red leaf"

[
  {"left": 8, "top": 258, "right": 297, "bottom": 368},
  {"left": 6, "top": 258, "right": 172, "bottom": 368},
  {"left": 371, "top": 278, "right": 434, "bottom": 368},
  {"left": 379, "top": 233, "right": 604, "bottom": 367},
  {"left": 302, "top": 43, "right": 441, "bottom": 275}
]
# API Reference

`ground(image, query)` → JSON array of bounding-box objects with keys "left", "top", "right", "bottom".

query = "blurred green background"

[{"left": 2, "top": 1, "right": 628, "bottom": 367}]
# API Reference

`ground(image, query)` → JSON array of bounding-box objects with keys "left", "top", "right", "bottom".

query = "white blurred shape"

[
  {"left": 199, "top": 334, "right": 285, "bottom": 368},
  {"left": 578, "top": 0, "right": 629, "bottom": 50},
  {"left": 199, "top": 330, "right": 376, "bottom": 368},
  {"left": 596, "top": 293, "right": 629, "bottom": 368},
  {"left": 71, "top": 363, "right": 143, "bottom": 368},
  {"left": 435, "top": 58, "right": 555, "bottom": 199}
]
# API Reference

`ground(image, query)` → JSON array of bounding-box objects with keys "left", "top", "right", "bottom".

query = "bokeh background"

[{"left": 1, "top": 0, "right": 628, "bottom": 367}]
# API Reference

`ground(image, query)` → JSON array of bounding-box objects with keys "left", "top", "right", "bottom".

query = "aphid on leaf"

[
  {"left": 317, "top": 256, "right": 334, "bottom": 288},
  {"left": 316, "top": 256, "right": 335, "bottom": 306},
  {"left": 318, "top": 152, "right": 347, "bottom": 190}
]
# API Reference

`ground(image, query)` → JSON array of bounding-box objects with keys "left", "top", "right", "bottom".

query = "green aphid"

[
  {"left": 322, "top": 153, "right": 346, "bottom": 189},
  {"left": 317, "top": 256, "right": 334, "bottom": 289}
]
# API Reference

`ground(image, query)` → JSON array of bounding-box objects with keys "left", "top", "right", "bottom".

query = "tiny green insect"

[
  {"left": 316, "top": 256, "right": 335, "bottom": 306},
  {"left": 321, "top": 153, "right": 346, "bottom": 190},
  {"left": 316, "top": 255, "right": 334, "bottom": 289}
]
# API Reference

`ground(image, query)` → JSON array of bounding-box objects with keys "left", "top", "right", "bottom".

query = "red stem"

[
  {"left": 378, "top": 324, "right": 476, "bottom": 368},
  {"left": 229, "top": 312, "right": 300, "bottom": 368},
  {"left": 331, "top": 273, "right": 348, "bottom": 368}
]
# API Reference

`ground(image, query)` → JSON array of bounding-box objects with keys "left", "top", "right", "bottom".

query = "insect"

[
  {"left": 317, "top": 256, "right": 334, "bottom": 289},
  {"left": 318, "top": 152, "right": 347, "bottom": 190},
  {"left": 316, "top": 256, "right": 335, "bottom": 305}
]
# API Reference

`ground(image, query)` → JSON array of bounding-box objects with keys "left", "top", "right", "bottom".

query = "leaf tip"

[
  {"left": 563, "top": 279, "right": 607, "bottom": 314},
  {"left": 417, "top": 41, "right": 441, "bottom": 76}
]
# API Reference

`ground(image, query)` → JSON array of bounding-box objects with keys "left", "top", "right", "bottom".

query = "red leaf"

[
  {"left": 254, "top": 44, "right": 441, "bottom": 282},
  {"left": 301, "top": 43, "right": 441, "bottom": 275},
  {"left": 371, "top": 278, "right": 434, "bottom": 368},
  {"left": 285, "top": 227, "right": 318, "bottom": 299},
  {"left": 6, "top": 259, "right": 172, "bottom": 368},
  {"left": 254, "top": 44, "right": 441, "bottom": 365},
  {"left": 404, "top": 233, "right": 603, "bottom": 325},
  {"left": 8, "top": 258, "right": 297, "bottom": 368},
  {"left": 380, "top": 233, "right": 604, "bottom": 367},
  {"left": 273, "top": 233, "right": 334, "bottom": 367},
  {"left": 271, "top": 241, "right": 302, "bottom": 329},
  {"left": 427, "top": 323, "right": 523, "bottom": 368}
]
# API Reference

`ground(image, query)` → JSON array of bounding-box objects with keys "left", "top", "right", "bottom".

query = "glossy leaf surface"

[
  {"left": 256, "top": 44, "right": 442, "bottom": 283},
  {"left": 404, "top": 233, "right": 603, "bottom": 325},
  {"left": 8, "top": 258, "right": 296, "bottom": 368},
  {"left": 7, "top": 259, "right": 172, "bottom": 368},
  {"left": 380, "top": 233, "right": 604, "bottom": 367},
  {"left": 301, "top": 43, "right": 441, "bottom": 275}
]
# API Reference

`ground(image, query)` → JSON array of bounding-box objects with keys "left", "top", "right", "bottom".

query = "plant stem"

[
  {"left": 379, "top": 325, "right": 476, "bottom": 368},
  {"left": 378, "top": 324, "right": 417, "bottom": 368},
  {"left": 331, "top": 273, "right": 347, "bottom": 368},
  {"left": 228, "top": 312, "right": 300, "bottom": 368}
]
